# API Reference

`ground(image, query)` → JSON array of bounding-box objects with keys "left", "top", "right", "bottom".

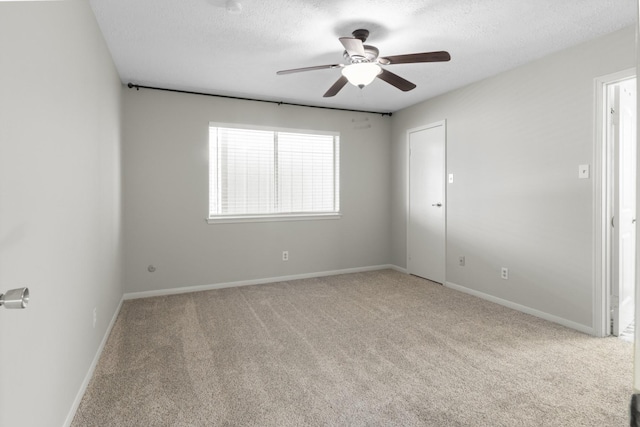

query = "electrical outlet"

[
  {"left": 282, "top": 251, "right": 289, "bottom": 261},
  {"left": 459, "top": 256, "right": 465, "bottom": 266},
  {"left": 93, "top": 307, "right": 97, "bottom": 328},
  {"left": 578, "top": 164, "right": 590, "bottom": 179},
  {"left": 501, "top": 267, "right": 509, "bottom": 280}
]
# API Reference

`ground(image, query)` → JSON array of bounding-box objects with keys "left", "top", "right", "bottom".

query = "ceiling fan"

[{"left": 276, "top": 29, "right": 451, "bottom": 98}]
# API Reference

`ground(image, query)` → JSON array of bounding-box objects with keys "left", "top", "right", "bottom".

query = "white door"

[
  {"left": 611, "top": 78, "right": 637, "bottom": 336},
  {"left": 408, "top": 122, "right": 446, "bottom": 283}
]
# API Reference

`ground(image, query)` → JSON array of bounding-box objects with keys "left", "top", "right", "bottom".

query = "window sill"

[{"left": 207, "top": 213, "right": 342, "bottom": 224}]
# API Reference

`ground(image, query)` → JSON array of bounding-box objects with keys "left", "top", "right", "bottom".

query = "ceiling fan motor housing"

[
  {"left": 344, "top": 45, "right": 379, "bottom": 63},
  {"left": 352, "top": 29, "right": 369, "bottom": 42}
]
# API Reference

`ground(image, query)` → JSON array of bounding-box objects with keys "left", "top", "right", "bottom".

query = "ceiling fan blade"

[
  {"left": 277, "top": 64, "right": 342, "bottom": 75},
  {"left": 379, "top": 51, "right": 451, "bottom": 65},
  {"left": 377, "top": 69, "right": 416, "bottom": 91},
  {"left": 339, "top": 37, "right": 366, "bottom": 58},
  {"left": 323, "top": 76, "right": 349, "bottom": 97}
]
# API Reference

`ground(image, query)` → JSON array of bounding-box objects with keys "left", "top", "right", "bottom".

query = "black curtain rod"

[{"left": 126, "top": 83, "right": 392, "bottom": 117}]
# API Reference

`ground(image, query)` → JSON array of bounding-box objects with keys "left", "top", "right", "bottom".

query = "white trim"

[
  {"left": 207, "top": 213, "right": 341, "bottom": 224},
  {"left": 405, "top": 120, "right": 447, "bottom": 283},
  {"left": 635, "top": 10, "right": 640, "bottom": 390},
  {"left": 593, "top": 68, "right": 636, "bottom": 338},
  {"left": 63, "top": 297, "right": 124, "bottom": 427},
  {"left": 123, "top": 265, "right": 400, "bottom": 300},
  {"left": 593, "top": 72, "right": 608, "bottom": 337},
  {"left": 445, "top": 281, "right": 595, "bottom": 336},
  {"left": 389, "top": 265, "right": 409, "bottom": 274}
]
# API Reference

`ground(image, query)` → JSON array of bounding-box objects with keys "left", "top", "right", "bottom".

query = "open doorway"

[{"left": 604, "top": 73, "right": 637, "bottom": 341}]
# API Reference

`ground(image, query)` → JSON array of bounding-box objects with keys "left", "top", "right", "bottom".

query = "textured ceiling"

[{"left": 89, "top": 0, "right": 636, "bottom": 113}]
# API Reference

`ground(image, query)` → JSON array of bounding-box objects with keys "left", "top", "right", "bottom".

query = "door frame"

[
  {"left": 594, "top": 68, "right": 636, "bottom": 337},
  {"left": 406, "top": 120, "right": 447, "bottom": 281}
]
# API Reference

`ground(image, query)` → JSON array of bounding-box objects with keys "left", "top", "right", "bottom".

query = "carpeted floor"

[{"left": 72, "top": 270, "right": 633, "bottom": 426}]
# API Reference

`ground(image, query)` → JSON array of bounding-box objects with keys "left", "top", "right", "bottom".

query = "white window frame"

[{"left": 207, "top": 122, "right": 341, "bottom": 224}]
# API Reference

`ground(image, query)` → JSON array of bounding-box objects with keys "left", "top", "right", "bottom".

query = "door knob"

[
  {"left": 431, "top": 203, "right": 442, "bottom": 207},
  {"left": 0, "top": 287, "right": 29, "bottom": 309}
]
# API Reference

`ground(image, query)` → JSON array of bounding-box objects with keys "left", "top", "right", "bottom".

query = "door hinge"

[
  {"left": 610, "top": 296, "right": 619, "bottom": 335},
  {"left": 610, "top": 316, "right": 614, "bottom": 335}
]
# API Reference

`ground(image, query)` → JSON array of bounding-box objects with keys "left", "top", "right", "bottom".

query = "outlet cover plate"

[{"left": 578, "top": 164, "right": 590, "bottom": 179}]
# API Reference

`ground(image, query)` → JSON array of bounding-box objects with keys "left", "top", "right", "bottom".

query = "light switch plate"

[
  {"left": 448, "top": 173, "right": 454, "bottom": 184},
  {"left": 578, "top": 164, "right": 590, "bottom": 179}
]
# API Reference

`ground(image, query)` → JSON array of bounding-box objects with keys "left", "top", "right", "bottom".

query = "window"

[{"left": 208, "top": 124, "right": 340, "bottom": 222}]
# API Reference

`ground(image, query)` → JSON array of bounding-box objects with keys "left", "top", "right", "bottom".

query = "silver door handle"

[
  {"left": 0, "top": 288, "right": 29, "bottom": 309},
  {"left": 431, "top": 203, "right": 442, "bottom": 207}
]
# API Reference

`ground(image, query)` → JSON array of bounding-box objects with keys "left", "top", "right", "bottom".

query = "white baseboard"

[
  {"left": 124, "top": 264, "right": 401, "bottom": 300},
  {"left": 445, "top": 281, "right": 595, "bottom": 336},
  {"left": 64, "top": 297, "right": 124, "bottom": 427},
  {"left": 388, "top": 265, "right": 408, "bottom": 274}
]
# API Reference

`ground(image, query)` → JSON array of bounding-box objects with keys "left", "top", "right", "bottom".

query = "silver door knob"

[
  {"left": 0, "top": 288, "right": 29, "bottom": 309},
  {"left": 431, "top": 203, "right": 442, "bottom": 207}
]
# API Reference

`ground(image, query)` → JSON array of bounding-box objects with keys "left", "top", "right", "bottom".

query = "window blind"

[{"left": 209, "top": 125, "right": 340, "bottom": 219}]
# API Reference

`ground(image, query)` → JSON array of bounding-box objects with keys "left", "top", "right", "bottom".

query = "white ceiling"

[{"left": 89, "top": 0, "right": 636, "bottom": 113}]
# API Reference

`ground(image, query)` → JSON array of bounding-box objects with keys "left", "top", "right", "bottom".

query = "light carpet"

[{"left": 72, "top": 270, "right": 633, "bottom": 426}]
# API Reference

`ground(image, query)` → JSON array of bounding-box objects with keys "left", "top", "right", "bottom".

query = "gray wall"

[
  {"left": 122, "top": 89, "right": 391, "bottom": 293},
  {"left": 0, "top": 2, "right": 123, "bottom": 426},
  {"left": 391, "top": 26, "right": 636, "bottom": 330}
]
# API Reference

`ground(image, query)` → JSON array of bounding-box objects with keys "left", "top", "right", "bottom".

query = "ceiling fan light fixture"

[{"left": 341, "top": 63, "right": 381, "bottom": 88}]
